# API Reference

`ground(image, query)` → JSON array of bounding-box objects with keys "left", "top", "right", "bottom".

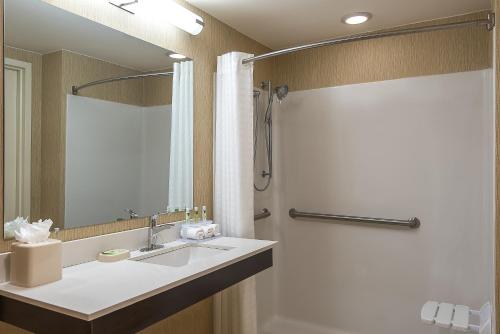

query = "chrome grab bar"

[
  {"left": 289, "top": 208, "right": 420, "bottom": 229},
  {"left": 254, "top": 208, "right": 271, "bottom": 221}
]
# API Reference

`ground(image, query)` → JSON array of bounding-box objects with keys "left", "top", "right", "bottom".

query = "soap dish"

[{"left": 97, "top": 249, "right": 130, "bottom": 262}]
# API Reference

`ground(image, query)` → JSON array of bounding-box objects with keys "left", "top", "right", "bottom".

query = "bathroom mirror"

[{"left": 3, "top": 0, "right": 194, "bottom": 238}]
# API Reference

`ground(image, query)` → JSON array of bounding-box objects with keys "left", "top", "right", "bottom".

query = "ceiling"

[
  {"left": 187, "top": 0, "right": 492, "bottom": 49},
  {"left": 5, "top": 0, "right": 177, "bottom": 72}
]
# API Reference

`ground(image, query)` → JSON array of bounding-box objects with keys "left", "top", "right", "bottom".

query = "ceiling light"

[
  {"left": 341, "top": 12, "right": 372, "bottom": 25},
  {"left": 169, "top": 53, "right": 186, "bottom": 59},
  {"left": 109, "top": 0, "right": 205, "bottom": 35}
]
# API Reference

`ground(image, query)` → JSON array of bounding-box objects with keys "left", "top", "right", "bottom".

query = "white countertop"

[{"left": 0, "top": 237, "right": 276, "bottom": 321}]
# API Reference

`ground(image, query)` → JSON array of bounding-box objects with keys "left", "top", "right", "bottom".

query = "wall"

[
  {"left": 253, "top": 87, "right": 278, "bottom": 329},
  {"left": 63, "top": 50, "right": 144, "bottom": 104},
  {"left": 4, "top": 46, "right": 42, "bottom": 222},
  {"left": 0, "top": 0, "right": 272, "bottom": 333},
  {"left": 258, "top": 70, "right": 493, "bottom": 334},
  {"left": 10, "top": 0, "right": 488, "bottom": 253},
  {"left": 140, "top": 105, "right": 172, "bottom": 215},
  {"left": 255, "top": 10, "right": 494, "bottom": 334},
  {"left": 65, "top": 96, "right": 171, "bottom": 228},
  {"left": 495, "top": 2, "right": 500, "bottom": 333},
  {"left": 9, "top": 0, "right": 274, "bottom": 254},
  {"left": 272, "top": 12, "right": 491, "bottom": 91},
  {"left": 1, "top": 2, "right": 492, "bottom": 334},
  {"left": 41, "top": 50, "right": 148, "bottom": 228},
  {"left": 38, "top": 49, "right": 174, "bottom": 229},
  {"left": 143, "top": 74, "right": 172, "bottom": 106}
]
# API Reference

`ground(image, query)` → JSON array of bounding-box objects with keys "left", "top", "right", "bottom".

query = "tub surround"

[
  {"left": 0, "top": 237, "right": 275, "bottom": 334},
  {"left": 255, "top": 69, "right": 493, "bottom": 334}
]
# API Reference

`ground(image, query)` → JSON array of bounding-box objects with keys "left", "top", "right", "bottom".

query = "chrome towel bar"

[
  {"left": 254, "top": 208, "right": 271, "bottom": 221},
  {"left": 289, "top": 208, "right": 420, "bottom": 229}
]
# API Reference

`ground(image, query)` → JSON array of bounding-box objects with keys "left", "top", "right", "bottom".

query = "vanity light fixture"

[
  {"left": 341, "top": 12, "right": 372, "bottom": 25},
  {"left": 169, "top": 53, "right": 187, "bottom": 59},
  {"left": 109, "top": 0, "right": 205, "bottom": 35},
  {"left": 109, "top": 0, "right": 139, "bottom": 14}
]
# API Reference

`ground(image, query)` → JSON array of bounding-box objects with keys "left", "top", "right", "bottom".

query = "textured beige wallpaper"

[
  {"left": 39, "top": 51, "right": 63, "bottom": 233},
  {"left": 143, "top": 73, "right": 173, "bottom": 106},
  {"left": 63, "top": 50, "right": 144, "bottom": 105},
  {"left": 272, "top": 12, "right": 492, "bottom": 92}
]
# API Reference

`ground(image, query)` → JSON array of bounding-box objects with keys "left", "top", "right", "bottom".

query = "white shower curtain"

[
  {"left": 168, "top": 61, "right": 193, "bottom": 210},
  {"left": 213, "top": 52, "right": 257, "bottom": 334}
]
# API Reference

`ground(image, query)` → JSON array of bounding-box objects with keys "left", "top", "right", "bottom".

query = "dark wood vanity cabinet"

[{"left": 0, "top": 249, "right": 272, "bottom": 334}]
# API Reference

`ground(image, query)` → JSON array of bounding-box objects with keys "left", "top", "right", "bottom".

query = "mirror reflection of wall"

[{"left": 3, "top": 0, "right": 194, "bottom": 237}]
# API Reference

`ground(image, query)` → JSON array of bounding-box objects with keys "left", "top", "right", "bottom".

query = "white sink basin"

[{"left": 133, "top": 244, "right": 231, "bottom": 267}]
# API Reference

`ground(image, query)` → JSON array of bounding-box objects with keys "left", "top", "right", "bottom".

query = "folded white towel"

[
  {"left": 202, "top": 224, "right": 216, "bottom": 238},
  {"left": 181, "top": 226, "right": 204, "bottom": 240}
]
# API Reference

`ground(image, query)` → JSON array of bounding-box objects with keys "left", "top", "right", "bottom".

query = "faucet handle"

[{"left": 150, "top": 214, "right": 160, "bottom": 227}]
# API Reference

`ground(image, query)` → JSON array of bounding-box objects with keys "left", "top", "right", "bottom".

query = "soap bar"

[
  {"left": 97, "top": 249, "right": 130, "bottom": 262},
  {"left": 10, "top": 239, "right": 62, "bottom": 287}
]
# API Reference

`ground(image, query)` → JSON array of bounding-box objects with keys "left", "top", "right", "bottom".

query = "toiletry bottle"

[
  {"left": 185, "top": 207, "right": 191, "bottom": 225},
  {"left": 202, "top": 206, "right": 207, "bottom": 224},
  {"left": 194, "top": 207, "right": 199, "bottom": 224}
]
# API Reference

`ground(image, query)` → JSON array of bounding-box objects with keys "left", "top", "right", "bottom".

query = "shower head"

[{"left": 275, "top": 85, "right": 288, "bottom": 102}]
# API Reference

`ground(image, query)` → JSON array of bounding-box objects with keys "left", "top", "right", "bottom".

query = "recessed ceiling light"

[
  {"left": 341, "top": 12, "right": 372, "bottom": 25},
  {"left": 169, "top": 53, "right": 187, "bottom": 59}
]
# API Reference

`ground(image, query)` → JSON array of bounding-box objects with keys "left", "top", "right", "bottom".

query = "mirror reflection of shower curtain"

[{"left": 168, "top": 61, "right": 193, "bottom": 210}]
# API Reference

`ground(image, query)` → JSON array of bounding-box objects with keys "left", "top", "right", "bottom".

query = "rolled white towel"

[
  {"left": 181, "top": 226, "right": 204, "bottom": 240},
  {"left": 214, "top": 224, "right": 220, "bottom": 235},
  {"left": 202, "top": 224, "right": 216, "bottom": 238}
]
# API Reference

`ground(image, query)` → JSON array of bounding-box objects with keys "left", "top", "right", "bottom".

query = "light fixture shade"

[{"left": 138, "top": 0, "right": 204, "bottom": 35}]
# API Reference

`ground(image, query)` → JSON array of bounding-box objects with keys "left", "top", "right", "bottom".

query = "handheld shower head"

[{"left": 275, "top": 85, "right": 288, "bottom": 103}]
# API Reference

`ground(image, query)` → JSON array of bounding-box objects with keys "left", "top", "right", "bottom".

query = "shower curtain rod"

[
  {"left": 71, "top": 71, "right": 174, "bottom": 95},
  {"left": 242, "top": 12, "right": 495, "bottom": 64}
]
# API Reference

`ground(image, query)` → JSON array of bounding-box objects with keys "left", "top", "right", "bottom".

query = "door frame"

[{"left": 4, "top": 57, "right": 32, "bottom": 221}]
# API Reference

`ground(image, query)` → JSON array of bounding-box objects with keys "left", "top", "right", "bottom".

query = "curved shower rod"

[
  {"left": 72, "top": 71, "right": 173, "bottom": 95},
  {"left": 242, "top": 12, "right": 495, "bottom": 64}
]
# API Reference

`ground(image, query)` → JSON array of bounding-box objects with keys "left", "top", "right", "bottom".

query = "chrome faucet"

[
  {"left": 124, "top": 208, "right": 139, "bottom": 219},
  {"left": 140, "top": 214, "right": 175, "bottom": 252}
]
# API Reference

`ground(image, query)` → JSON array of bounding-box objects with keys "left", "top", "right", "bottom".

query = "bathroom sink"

[{"left": 133, "top": 244, "right": 231, "bottom": 267}]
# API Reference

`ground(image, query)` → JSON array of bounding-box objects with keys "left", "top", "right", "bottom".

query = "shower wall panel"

[{"left": 258, "top": 70, "right": 494, "bottom": 334}]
